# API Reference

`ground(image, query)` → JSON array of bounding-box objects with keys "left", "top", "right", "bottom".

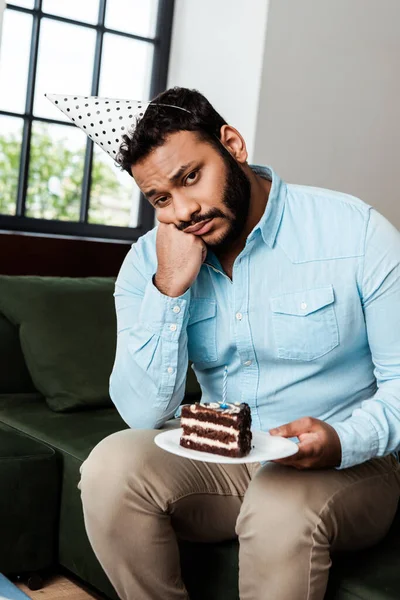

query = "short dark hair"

[{"left": 116, "top": 87, "right": 227, "bottom": 175}]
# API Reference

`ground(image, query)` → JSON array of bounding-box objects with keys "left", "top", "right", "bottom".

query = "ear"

[{"left": 219, "top": 125, "right": 248, "bottom": 164}]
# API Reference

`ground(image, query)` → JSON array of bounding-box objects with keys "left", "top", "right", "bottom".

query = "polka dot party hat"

[{"left": 45, "top": 93, "right": 190, "bottom": 161}]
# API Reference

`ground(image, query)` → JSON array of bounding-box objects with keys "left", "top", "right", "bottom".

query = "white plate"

[{"left": 154, "top": 428, "right": 298, "bottom": 464}]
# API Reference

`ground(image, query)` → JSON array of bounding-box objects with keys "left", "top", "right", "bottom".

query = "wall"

[
  {"left": 167, "top": 0, "right": 269, "bottom": 161},
  {"left": 254, "top": 0, "right": 400, "bottom": 226},
  {"left": 0, "top": 0, "right": 5, "bottom": 57}
]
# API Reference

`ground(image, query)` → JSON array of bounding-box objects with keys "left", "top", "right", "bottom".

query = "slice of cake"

[{"left": 180, "top": 402, "right": 252, "bottom": 458}]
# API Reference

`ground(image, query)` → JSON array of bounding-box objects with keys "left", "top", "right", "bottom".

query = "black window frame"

[{"left": 0, "top": 0, "right": 174, "bottom": 241}]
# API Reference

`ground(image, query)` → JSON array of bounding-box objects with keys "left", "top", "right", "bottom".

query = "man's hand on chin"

[{"left": 269, "top": 417, "right": 342, "bottom": 470}]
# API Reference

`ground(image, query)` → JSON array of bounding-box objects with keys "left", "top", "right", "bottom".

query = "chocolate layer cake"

[{"left": 180, "top": 402, "right": 252, "bottom": 458}]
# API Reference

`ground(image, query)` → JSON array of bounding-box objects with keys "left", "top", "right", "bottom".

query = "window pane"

[
  {"left": 89, "top": 144, "right": 140, "bottom": 227},
  {"left": 7, "top": 0, "right": 34, "bottom": 8},
  {"left": 26, "top": 122, "right": 86, "bottom": 221},
  {"left": 0, "top": 10, "right": 32, "bottom": 113},
  {"left": 99, "top": 34, "right": 153, "bottom": 101},
  {"left": 105, "top": 0, "right": 158, "bottom": 38},
  {"left": 34, "top": 19, "right": 96, "bottom": 120},
  {"left": 42, "top": 0, "right": 99, "bottom": 25},
  {"left": 0, "top": 115, "right": 23, "bottom": 216}
]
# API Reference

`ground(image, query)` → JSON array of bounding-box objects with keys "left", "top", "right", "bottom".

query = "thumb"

[{"left": 270, "top": 417, "right": 315, "bottom": 438}]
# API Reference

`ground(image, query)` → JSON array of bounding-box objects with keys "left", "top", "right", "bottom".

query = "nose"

[{"left": 173, "top": 192, "right": 201, "bottom": 224}]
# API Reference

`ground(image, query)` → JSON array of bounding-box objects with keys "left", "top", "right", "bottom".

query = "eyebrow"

[{"left": 144, "top": 162, "right": 195, "bottom": 200}]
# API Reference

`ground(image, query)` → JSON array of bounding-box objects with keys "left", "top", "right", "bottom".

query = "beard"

[
  {"left": 209, "top": 150, "right": 251, "bottom": 252},
  {"left": 178, "top": 150, "right": 251, "bottom": 252}
]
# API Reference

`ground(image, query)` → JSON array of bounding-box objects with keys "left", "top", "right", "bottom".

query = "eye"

[
  {"left": 154, "top": 197, "right": 168, "bottom": 207},
  {"left": 184, "top": 170, "right": 199, "bottom": 185}
]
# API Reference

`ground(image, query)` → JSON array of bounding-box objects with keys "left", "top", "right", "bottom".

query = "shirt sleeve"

[
  {"left": 109, "top": 243, "right": 191, "bottom": 429},
  {"left": 332, "top": 208, "right": 400, "bottom": 469}
]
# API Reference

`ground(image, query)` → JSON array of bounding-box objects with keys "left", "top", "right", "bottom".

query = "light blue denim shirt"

[{"left": 110, "top": 165, "right": 400, "bottom": 469}]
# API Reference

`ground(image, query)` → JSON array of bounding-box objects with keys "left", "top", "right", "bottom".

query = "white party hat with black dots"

[
  {"left": 45, "top": 93, "right": 190, "bottom": 161},
  {"left": 45, "top": 93, "right": 150, "bottom": 160}
]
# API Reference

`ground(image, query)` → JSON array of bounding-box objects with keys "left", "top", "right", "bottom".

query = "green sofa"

[{"left": 0, "top": 275, "right": 399, "bottom": 600}]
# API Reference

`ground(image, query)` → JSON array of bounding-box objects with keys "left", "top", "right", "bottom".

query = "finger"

[
  {"left": 273, "top": 459, "right": 318, "bottom": 471},
  {"left": 269, "top": 417, "right": 315, "bottom": 438},
  {"left": 272, "top": 457, "right": 312, "bottom": 470},
  {"left": 201, "top": 242, "right": 207, "bottom": 263}
]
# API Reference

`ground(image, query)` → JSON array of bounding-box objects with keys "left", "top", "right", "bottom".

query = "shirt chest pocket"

[
  {"left": 270, "top": 285, "right": 339, "bottom": 361},
  {"left": 187, "top": 298, "right": 218, "bottom": 365}
]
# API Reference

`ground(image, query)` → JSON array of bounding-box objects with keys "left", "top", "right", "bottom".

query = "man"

[{"left": 77, "top": 87, "right": 400, "bottom": 600}]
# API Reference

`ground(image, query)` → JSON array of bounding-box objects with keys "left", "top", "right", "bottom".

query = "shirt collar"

[{"left": 248, "top": 164, "right": 286, "bottom": 248}]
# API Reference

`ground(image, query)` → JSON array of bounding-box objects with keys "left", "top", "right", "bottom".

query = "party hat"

[
  {"left": 45, "top": 94, "right": 150, "bottom": 160},
  {"left": 45, "top": 93, "right": 190, "bottom": 161}
]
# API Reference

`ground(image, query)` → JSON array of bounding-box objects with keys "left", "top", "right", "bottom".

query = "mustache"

[{"left": 177, "top": 208, "right": 226, "bottom": 232}]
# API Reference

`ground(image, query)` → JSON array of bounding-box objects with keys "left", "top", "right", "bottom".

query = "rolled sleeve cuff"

[
  {"left": 139, "top": 276, "right": 191, "bottom": 341},
  {"left": 332, "top": 418, "right": 380, "bottom": 469}
]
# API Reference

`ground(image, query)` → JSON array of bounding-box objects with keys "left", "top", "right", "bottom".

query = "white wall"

[
  {"left": 0, "top": 0, "right": 5, "bottom": 58},
  {"left": 167, "top": 0, "right": 269, "bottom": 161},
  {"left": 254, "top": 0, "right": 400, "bottom": 226}
]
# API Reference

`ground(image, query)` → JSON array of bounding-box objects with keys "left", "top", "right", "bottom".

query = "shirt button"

[
  {"left": 244, "top": 360, "right": 252, "bottom": 366},
  {"left": 169, "top": 324, "right": 177, "bottom": 332},
  {"left": 167, "top": 367, "right": 174, "bottom": 374},
  {"left": 236, "top": 312, "right": 243, "bottom": 321},
  {"left": 172, "top": 306, "right": 181, "bottom": 313},
  {"left": 300, "top": 302, "right": 307, "bottom": 310}
]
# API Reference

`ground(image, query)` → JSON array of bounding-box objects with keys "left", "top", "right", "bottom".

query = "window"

[{"left": 0, "top": 0, "right": 174, "bottom": 240}]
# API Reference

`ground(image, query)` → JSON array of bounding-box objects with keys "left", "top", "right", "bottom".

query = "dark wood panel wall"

[{"left": 0, "top": 231, "right": 132, "bottom": 277}]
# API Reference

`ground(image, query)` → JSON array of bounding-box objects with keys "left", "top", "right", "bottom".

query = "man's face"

[{"left": 131, "top": 130, "right": 251, "bottom": 252}]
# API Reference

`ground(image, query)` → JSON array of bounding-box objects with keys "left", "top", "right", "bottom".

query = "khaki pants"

[{"left": 78, "top": 423, "right": 400, "bottom": 600}]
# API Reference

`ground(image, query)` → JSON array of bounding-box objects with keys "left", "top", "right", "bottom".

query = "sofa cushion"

[
  {"left": 0, "top": 276, "right": 116, "bottom": 412},
  {"left": 0, "top": 393, "right": 127, "bottom": 461},
  {"left": 186, "top": 363, "right": 201, "bottom": 396},
  {"left": 0, "top": 313, "right": 36, "bottom": 394},
  {"left": 0, "top": 422, "right": 59, "bottom": 574},
  {"left": 0, "top": 393, "right": 125, "bottom": 599}
]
